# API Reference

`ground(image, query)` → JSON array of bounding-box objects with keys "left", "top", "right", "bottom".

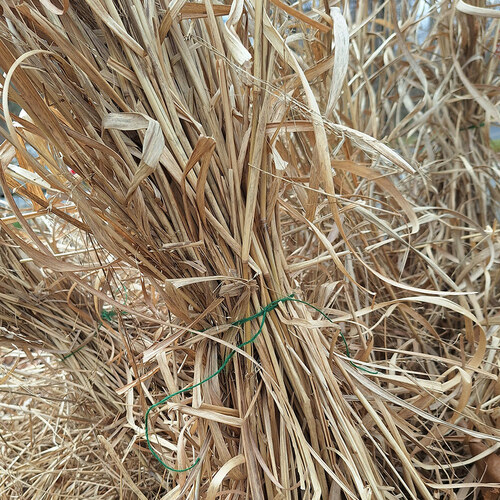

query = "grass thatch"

[{"left": 0, "top": 0, "right": 499, "bottom": 498}]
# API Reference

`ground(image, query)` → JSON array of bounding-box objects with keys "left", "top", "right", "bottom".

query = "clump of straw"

[{"left": 0, "top": 1, "right": 499, "bottom": 498}]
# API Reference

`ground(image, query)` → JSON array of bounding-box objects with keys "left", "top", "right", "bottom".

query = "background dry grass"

[{"left": 0, "top": 0, "right": 499, "bottom": 498}]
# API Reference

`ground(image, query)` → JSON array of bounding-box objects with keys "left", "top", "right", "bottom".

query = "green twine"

[
  {"left": 101, "top": 285, "right": 129, "bottom": 322},
  {"left": 62, "top": 341, "right": 89, "bottom": 360},
  {"left": 145, "top": 294, "right": 377, "bottom": 473},
  {"left": 469, "top": 122, "right": 485, "bottom": 130},
  {"left": 460, "top": 122, "right": 485, "bottom": 131},
  {"left": 61, "top": 332, "right": 97, "bottom": 361},
  {"left": 100, "top": 308, "right": 127, "bottom": 322},
  {"left": 289, "top": 297, "right": 378, "bottom": 376}
]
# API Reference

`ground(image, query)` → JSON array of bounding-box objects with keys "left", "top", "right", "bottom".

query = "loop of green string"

[{"left": 145, "top": 294, "right": 377, "bottom": 473}]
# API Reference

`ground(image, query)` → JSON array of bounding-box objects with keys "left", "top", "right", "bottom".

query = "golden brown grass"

[{"left": 0, "top": 0, "right": 499, "bottom": 498}]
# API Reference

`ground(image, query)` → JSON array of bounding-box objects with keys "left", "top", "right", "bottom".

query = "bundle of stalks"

[
  {"left": 0, "top": 223, "right": 160, "bottom": 497},
  {"left": 0, "top": 0, "right": 499, "bottom": 498}
]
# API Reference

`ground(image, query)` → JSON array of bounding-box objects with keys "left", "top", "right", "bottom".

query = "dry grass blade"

[{"left": 0, "top": 0, "right": 499, "bottom": 498}]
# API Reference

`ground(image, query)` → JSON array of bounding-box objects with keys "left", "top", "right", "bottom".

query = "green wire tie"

[
  {"left": 100, "top": 308, "right": 127, "bottom": 322},
  {"left": 459, "top": 122, "right": 485, "bottom": 131},
  {"left": 145, "top": 294, "right": 377, "bottom": 473},
  {"left": 62, "top": 339, "right": 92, "bottom": 360},
  {"left": 101, "top": 284, "right": 129, "bottom": 322}
]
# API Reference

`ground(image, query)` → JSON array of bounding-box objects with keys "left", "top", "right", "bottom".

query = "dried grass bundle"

[{"left": 0, "top": 0, "right": 499, "bottom": 498}]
